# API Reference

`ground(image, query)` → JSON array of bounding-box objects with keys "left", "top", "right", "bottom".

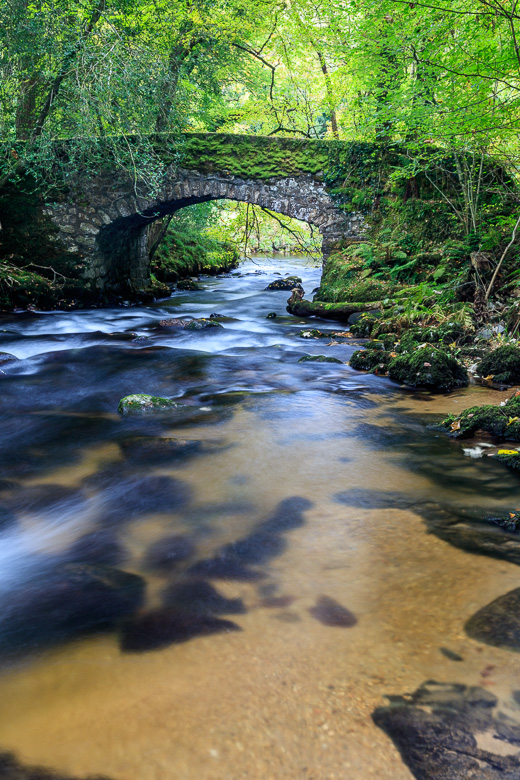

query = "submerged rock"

[
  {"left": 120, "top": 609, "right": 240, "bottom": 653},
  {"left": 309, "top": 595, "right": 357, "bottom": 627},
  {"left": 144, "top": 534, "right": 196, "bottom": 571},
  {"left": 102, "top": 474, "right": 192, "bottom": 523},
  {"left": 0, "top": 751, "right": 114, "bottom": 780},
  {"left": 119, "top": 435, "right": 203, "bottom": 464},
  {"left": 0, "top": 564, "right": 145, "bottom": 655},
  {"left": 465, "top": 588, "right": 520, "bottom": 651},
  {"left": 162, "top": 580, "right": 246, "bottom": 615},
  {"left": 373, "top": 680, "right": 520, "bottom": 779},
  {"left": 117, "top": 394, "right": 186, "bottom": 414}
]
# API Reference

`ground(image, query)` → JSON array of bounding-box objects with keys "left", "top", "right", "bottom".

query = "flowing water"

[{"left": 1, "top": 256, "right": 520, "bottom": 779}]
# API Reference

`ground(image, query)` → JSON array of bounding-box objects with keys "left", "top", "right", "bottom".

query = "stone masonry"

[{"left": 41, "top": 166, "right": 365, "bottom": 296}]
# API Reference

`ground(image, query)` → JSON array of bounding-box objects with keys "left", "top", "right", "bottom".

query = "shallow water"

[{"left": 1, "top": 256, "right": 520, "bottom": 779}]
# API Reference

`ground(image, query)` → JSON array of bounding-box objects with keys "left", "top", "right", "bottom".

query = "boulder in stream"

[
  {"left": 373, "top": 680, "right": 520, "bottom": 779},
  {"left": 297, "top": 355, "right": 343, "bottom": 364},
  {"left": 117, "top": 394, "right": 187, "bottom": 414},
  {"left": 265, "top": 279, "right": 303, "bottom": 291},
  {"left": 465, "top": 587, "right": 520, "bottom": 651}
]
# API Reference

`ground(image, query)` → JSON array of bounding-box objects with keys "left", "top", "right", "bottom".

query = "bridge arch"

[{"left": 39, "top": 137, "right": 366, "bottom": 295}]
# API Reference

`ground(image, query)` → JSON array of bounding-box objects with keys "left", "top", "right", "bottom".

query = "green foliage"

[{"left": 152, "top": 207, "right": 239, "bottom": 282}]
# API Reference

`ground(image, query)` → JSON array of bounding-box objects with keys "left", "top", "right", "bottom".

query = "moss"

[
  {"left": 493, "top": 450, "right": 520, "bottom": 470},
  {"left": 265, "top": 279, "right": 303, "bottom": 291},
  {"left": 437, "top": 396, "right": 520, "bottom": 439},
  {"left": 168, "top": 133, "right": 332, "bottom": 180},
  {"left": 488, "top": 511, "right": 520, "bottom": 533},
  {"left": 297, "top": 354, "right": 344, "bottom": 363},
  {"left": 177, "top": 279, "right": 203, "bottom": 290},
  {"left": 388, "top": 345, "right": 468, "bottom": 390},
  {"left": 184, "top": 318, "right": 222, "bottom": 330},
  {"left": 118, "top": 394, "right": 186, "bottom": 414},
  {"left": 349, "top": 314, "right": 379, "bottom": 337},
  {"left": 478, "top": 345, "right": 520, "bottom": 384},
  {"left": 349, "top": 348, "right": 393, "bottom": 372}
]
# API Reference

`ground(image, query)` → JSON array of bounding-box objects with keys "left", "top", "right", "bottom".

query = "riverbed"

[{"left": 0, "top": 256, "right": 520, "bottom": 779}]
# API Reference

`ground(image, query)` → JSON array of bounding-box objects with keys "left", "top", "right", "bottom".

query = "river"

[{"left": 0, "top": 256, "right": 520, "bottom": 779}]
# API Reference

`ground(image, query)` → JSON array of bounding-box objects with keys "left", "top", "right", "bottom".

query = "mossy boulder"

[
  {"left": 297, "top": 354, "right": 343, "bottom": 363},
  {"left": 493, "top": 450, "right": 520, "bottom": 470},
  {"left": 184, "top": 318, "right": 222, "bottom": 330},
  {"left": 349, "top": 314, "right": 379, "bottom": 337},
  {"left": 388, "top": 345, "right": 468, "bottom": 391},
  {"left": 265, "top": 279, "right": 303, "bottom": 291},
  {"left": 437, "top": 395, "right": 520, "bottom": 439},
  {"left": 158, "top": 317, "right": 222, "bottom": 330},
  {"left": 349, "top": 348, "right": 393, "bottom": 372},
  {"left": 118, "top": 394, "right": 186, "bottom": 414},
  {"left": 478, "top": 345, "right": 520, "bottom": 384},
  {"left": 177, "top": 279, "right": 203, "bottom": 291}
]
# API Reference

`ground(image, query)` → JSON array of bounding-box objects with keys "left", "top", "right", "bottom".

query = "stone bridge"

[{"left": 14, "top": 134, "right": 366, "bottom": 296}]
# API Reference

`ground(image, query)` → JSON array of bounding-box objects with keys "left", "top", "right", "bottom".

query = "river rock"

[
  {"left": 0, "top": 751, "right": 114, "bottom": 780},
  {"left": 119, "top": 435, "right": 202, "bottom": 464},
  {"left": 144, "top": 534, "right": 196, "bottom": 571},
  {"left": 372, "top": 680, "right": 520, "bottom": 779},
  {"left": 297, "top": 355, "right": 343, "bottom": 364},
  {"left": 162, "top": 580, "right": 246, "bottom": 615},
  {"left": 158, "top": 317, "right": 222, "bottom": 329},
  {"left": 176, "top": 279, "right": 202, "bottom": 291},
  {"left": 102, "top": 474, "right": 192, "bottom": 523},
  {"left": 0, "top": 564, "right": 145, "bottom": 654},
  {"left": 416, "top": 501, "right": 520, "bottom": 566},
  {"left": 119, "top": 608, "right": 241, "bottom": 653},
  {"left": 117, "top": 394, "right": 187, "bottom": 414},
  {"left": 309, "top": 595, "right": 357, "bottom": 627},
  {"left": 0, "top": 352, "right": 18, "bottom": 364},
  {"left": 465, "top": 588, "right": 520, "bottom": 651},
  {"left": 265, "top": 279, "right": 303, "bottom": 291}
]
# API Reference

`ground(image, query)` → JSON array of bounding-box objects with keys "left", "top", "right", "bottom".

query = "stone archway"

[{"left": 37, "top": 138, "right": 366, "bottom": 295}]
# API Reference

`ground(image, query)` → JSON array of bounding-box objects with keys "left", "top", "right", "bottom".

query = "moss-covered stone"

[
  {"left": 388, "top": 345, "right": 468, "bottom": 391},
  {"left": 265, "top": 279, "right": 303, "bottom": 291},
  {"left": 177, "top": 279, "right": 203, "bottom": 291},
  {"left": 297, "top": 355, "right": 344, "bottom": 363},
  {"left": 118, "top": 394, "right": 185, "bottom": 414},
  {"left": 184, "top": 318, "right": 223, "bottom": 330},
  {"left": 478, "top": 345, "right": 520, "bottom": 384},
  {"left": 349, "top": 348, "right": 393, "bottom": 372},
  {"left": 437, "top": 395, "right": 520, "bottom": 439},
  {"left": 349, "top": 314, "right": 379, "bottom": 337},
  {"left": 158, "top": 317, "right": 222, "bottom": 330},
  {"left": 493, "top": 450, "right": 520, "bottom": 470}
]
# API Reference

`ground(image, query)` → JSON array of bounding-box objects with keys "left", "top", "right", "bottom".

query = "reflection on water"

[{"left": 0, "top": 257, "right": 520, "bottom": 778}]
